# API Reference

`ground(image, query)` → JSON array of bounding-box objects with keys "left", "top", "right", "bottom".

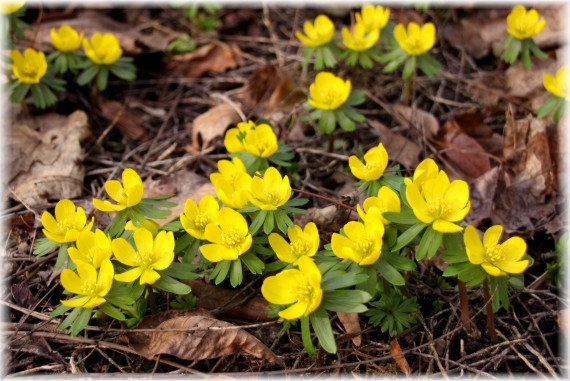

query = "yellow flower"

[
  {"left": 355, "top": 4, "right": 390, "bottom": 32},
  {"left": 506, "top": 5, "right": 545, "bottom": 40},
  {"left": 60, "top": 259, "right": 114, "bottom": 308},
  {"left": 261, "top": 256, "right": 323, "bottom": 320},
  {"left": 224, "top": 120, "right": 255, "bottom": 153},
  {"left": 1, "top": 1, "right": 25, "bottom": 14},
  {"left": 295, "top": 14, "right": 334, "bottom": 47},
  {"left": 464, "top": 225, "right": 529, "bottom": 277},
  {"left": 67, "top": 229, "right": 112, "bottom": 269},
  {"left": 409, "top": 158, "right": 440, "bottom": 191},
  {"left": 125, "top": 219, "right": 160, "bottom": 236},
  {"left": 348, "top": 142, "right": 389, "bottom": 181},
  {"left": 41, "top": 199, "right": 94, "bottom": 243},
  {"left": 357, "top": 186, "right": 401, "bottom": 225},
  {"left": 50, "top": 25, "right": 84, "bottom": 52},
  {"left": 93, "top": 168, "right": 144, "bottom": 212},
  {"left": 10, "top": 48, "right": 47, "bottom": 84},
  {"left": 308, "top": 72, "right": 351, "bottom": 111},
  {"left": 331, "top": 219, "right": 384, "bottom": 265},
  {"left": 180, "top": 194, "right": 220, "bottom": 240},
  {"left": 394, "top": 22, "right": 436, "bottom": 56},
  {"left": 210, "top": 157, "right": 252, "bottom": 209},
  {"left": 200, "top": 207, "right": 252, "bottom": 262},
  {"left": 342, "top": 22, "right": 380, "bottom": 52},
  {"left": 268, "top": 222, "right": 319, "bottom": 264},
  {"left": 112, "top": 228, "right": 175, "bottom": 285},
  {"left": 405, "top": 170, "right": 471, "bottom": 233},
  {"left": 248, "top": 167, "right": 292, "bottom": 211},
  {"left": 244, "top": 124, "right": 279, "bottom": 158},
  {"left": 83, "top": 32, "right": 122, "bottom": 65},
  {"left": 543, "top": 66, "right": 568, "bottom": 100}
]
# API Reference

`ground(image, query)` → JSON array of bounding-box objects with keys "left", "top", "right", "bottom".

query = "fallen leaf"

[
  {"left": 99, "top": 99, "right": 149, "bottom": 141},
  {"left": 166, "top": 41, "right": 243, "bottom": 78},
  {"left": 122, "top": 308, "right": 283, "bottom": 365},
  {"left": 189, "top": 280, "right": 272, "bottom": 322},
  {"left": 465, "top": 167, "right": 500, "bottom": 226},
  {"left": 368, "top": 119, "right": 421, "bottom": 168},
  {"left": 506, "top": 59, "right": 559, "bottom": 99},
  {"left": 11, "top": 283, "right": 36, "bottom": 308},
  {"left": 390, "top": 339, "right": 411, "bottom": 375},
  {"left": 337, "top": 312, "right": 362, "bottom": 347},
  {"left": 450, "top": 109, "right": 504, "bottom": 157},
  {"left": 189, "top": 103, "right": 242, "bottom": 153},
  {"left": 7, "top": 111, "right": 90, "bottom": 207},
  {"left": 391, "top": 103, "right": 439, "bottom": 142},
  {"left": 465, "top": 72, "right": 506, "bottom": 107}
]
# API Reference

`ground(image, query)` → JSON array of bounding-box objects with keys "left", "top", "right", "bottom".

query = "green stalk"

[
  {"left": 483, "top": 279, "right": 497, "bottom": 342},
  {"left": 147, "top": 284, "right": 157, "bottom": 315},
  {"left": 458, "top": 280, "right": 476, "bottom": 338}
]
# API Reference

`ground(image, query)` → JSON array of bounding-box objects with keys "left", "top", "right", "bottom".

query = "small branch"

[{"left": 483, "top": 278, "right": 498, "bottom": 342}]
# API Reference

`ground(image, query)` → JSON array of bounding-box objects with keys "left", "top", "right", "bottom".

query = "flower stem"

[
  {"left": 458, "top": 280, "right": 476, "bottom": 338},
  {"left": 20, "top": 100, "right": 30, "bottom": 116},
  {"left": 147, "top": 284, "right": 157, "bottom": 315},
  {"left": 402, "top": 76, "right": 413, "bottom": 106},
  {"left": 327, "top": 133, "right": 334, "bottom": 153},
  {"left": 482, "top": 278, "right": 497, "bottom": 342}
]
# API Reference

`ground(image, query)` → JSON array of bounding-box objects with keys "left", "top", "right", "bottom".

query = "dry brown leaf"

[
  {"left": 450, "top": 110, "right": 504, "bottom": 157},
  {"left": 391, "top": 103, "right": 439, "bottom": 142},
  {"left": 189, "top": 280, "right": 272, "bottom": 322},
  {"left": 465, "top": 167, "right": 500, "bottom": 226},
  {"left": 465, "top": 72, "right": 506, "bottom": 107},
  {"left": 368, "top": 119, "right": 421, "bottom": 168},
  {"left": 99, "top": 99, "right": 149, "bottom": 141},
  {"left": 7, "top": 111, "right": 90, "bottom": 207},
  {"left": 189, "top": 103, "right": 242, "bottom": 153},
  {"left": 506, "top": 59, "right": 560, "bottom": 99},
  {"left": 390, "top": 339, "right": 411, "bottom": 375},
  {"left": 123, "top": 309, "right": 283, "bottom": 365},
  {"left": 167, "top": 41, "right": 243, "bottom": 78},
  {"left": 337, "top": 312, "right": 362, "bottom": 347}
]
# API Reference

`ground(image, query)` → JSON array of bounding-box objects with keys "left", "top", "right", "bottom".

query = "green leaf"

[
  {"left": 58, "top": 306, "right": 82, "bottom": 331},
  {"left": 137, "top": 203, "right": 172, "bottom": 219},
  {"left": 240, "top": 252, "right": 265, "bottom": 274},
  {"left": 77, "top": 65, "right": 99, "bottom": 86},
  {"left": 97, "top": 66, "right": 109, "bottom": 91},
  {"left": 383, "top": 209, "right": 419, "bottom": 225},
  {"left": 402, "top": 56, "right": 416, "bottom": 79},
  {"left": 106, "top": 211, "right": 128, "bottom": 238},
  {"left": 211, "top": 260, "right": 231, "bottom": 285},
  {"left": 535, "top": 96, "right": 561, "bottom": 118},
  {"left": 99, "top": 302, "right": 126, "bottom": 320},
  {"left": 109, "top": 62, "right": 137, "bottom": 80},
  {"left": 30, "top": 84, "right": 46, "bottom": 109},
  {"left": 162, "top": 220, "right": 183, "bottom": 231},
  {"left": 263, "top": 211, "right": 275, "bottom": 234},
  {"left": 154, "top": 274, "right": 191, "bottom": 294},
  {"left": 553, "top": 101, "right": 566, "bottom": 122},
  {"left": 300, "top": 316, "right": 316, "bottom": 355},
  {"left": 249, "top": 210, "right": 267, "bottom": 235},
  {"left": 377, "top": 260, "right": 406, "bottom": 286},
  {"left": 54, "top": 243, "right": 69, "bottom": 270},
  {"left": 310, "top": 307, "right": 336, "bottom": 354},
  {"left": 274, "top": 210, "right": 293, "bottom": 234},
  {"left": 10, "top": 83, "right": 30, "bottom": 103},
  {"left": 104, "top": 294, "right": 136, "bottom": 308},
  {"left": 335, "top": 109, "right": 355, "bottom": 131},
  {"left": 51, "top": 304, "right": 72, "bottom": 318},
  {"left": 70, "top": 307, "right": 92, "bottom": 336},
  {"left": 321, "top": 270, "right": 369, "bottom": 291},
  {"left": 229, "top": 259, "right": 243, "bottom": 287},
  {"left": 318, "top": 110, "right": 337, "bottom": 134},
  {"left": 391, "top": 223, "right": 427, "bottom": 252},
  {"left": 366, "top": 290, "right": 419, "bottom": 337},
  {"left": 33, "top": 238, "right": 59, "bottom": 256},
  {"left": 345, "top": 89, "right": 366, "bottom": 107},
  {"left": 321, "top": 290, "right": 371, "bottom": 313},
  {"left": 382, "top": 251, "right": 416, "bottom": 271},
  {"left": 159, "top": 262, "right": 200, "bottom": 280},
  {"left": 285, "top": 198, "right": 309, "bottom": 207},
  {"left": 415, "top": 226, "right": 442, "bottom": 260}
]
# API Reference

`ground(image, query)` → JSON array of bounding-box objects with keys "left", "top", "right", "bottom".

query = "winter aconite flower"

[
  {"left": 268, "top": 222, "right": 319, "bottom": 264},
  {"left": 200, "top": 207, "right": 252, "bottom": 262},
  {"left": 331, "top": 219, "right": 384, "bottom": 265},
  {"left": 60, "top": 259, "right": 114, "bottom": 308},
  {"left": 295, "top": 14, "right": 335, "bottom": 47},
  {"left": 210, "top": 157, "right": 252, "bottom": 209},
  {"left": 308, "top": 72, "right": 351, "bottom": 111},
  {"left": 243, "top": 124, "right": 279, "bottom": 158},
  {"left": 543, "top": 66, "right": 568, "bottom": 100},
  {"left": 83, "top": 32, "right": 122, "bottom": 65},
  {"left": 342, "top": 23, "right": 379, "bottom": 52},
  {"left": 224, "top": 120, "right": 255, "bottom": 153},
  {"left": 50, "top": 25, "right": 83, "bottom": 52},
  {"left": 10, "top": 48, "right": 47, "bottom": 84},
  {"left": 349, "top": 142, "right": 389, "bottom": 182},
  {"left": 355, "top": 4, "right": 390, "bottom": 33},
  {"left": 41, "top": 199, "right": 94, "bottom": 243},
  {"left": 405, "top": 170, "right": 471, "bottom": 233},
  {"left": 506, "top": 5, "right": 545, "bottom": 40},
  {"left": 248, "top": 167, "right": 292, "bottom": 210},
  {"left": 67, "top": 229, "right": 112, "bottom": 269},
  {"left": 357, "top": 186, "right": 401, "bottom": 225},
  {"left": 1, "top": 1, "right": 24, "bottom": 14},
  {"left": 464, "top": 225, "right": 529, "bottom": 277},
  {"left": 180, "top": 194, "right": 220, "bottom": 240},
  {"left": 394, "top": 22, "right": 436, "bottom": 56},
  {"left": 261, "top": 256, "right": 323, "bottom": 320},
  {"left": 112, "top": 229, "right": 175, "bottom": 285},
  {"left": 93, "top": 168, "right": 144, "bottom": 212}
]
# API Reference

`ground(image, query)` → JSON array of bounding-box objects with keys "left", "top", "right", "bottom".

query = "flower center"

[
  {"left": 80, "top": 280, "right": 96, "bottom": 296},
  {"left": 262, "top": 188, "right": 281, "bottom": 205},
  {"left": 291, "top": 239, "right": 311, "bottom": 257},
  {"left": 136, "top": 250, "right": 154, "bottom": 268},
  {"left": 485, "top": 245, "right": 504, "bottom": 263},
  {"left": 21, "top": 62, "right": 39, "bottom": 78},
  {"left": 94, "top": 48, "right": 109, "bottom": 62},
  {"left": 365, "top": 161, "right": 380, "bottom": 171},
  {"left": 254, "top": 138, "right": 271, "bottom": 154},
  {"left": 57, "top": 218, "right": 75, "bottom": 232},
  {"left": 193, "top": 214, "right": 210, "bottom": 229},
  {"left": 427, "top": 197, "right": 450, "bottom": 218},
  {"left": 323, "top": 90, "right": 342, "bottom": 108},
  {"left": 294, "top": 281, "right": 314, "bottom": 304},
  {"left": 87, "top": 247, "right": 106, "bottom": 262},
  {"left": 354, "top": 235, "right": 374, "bottom": 254},
  {"left": 222, "top": 228, "right": 242, "bottom": 248}
]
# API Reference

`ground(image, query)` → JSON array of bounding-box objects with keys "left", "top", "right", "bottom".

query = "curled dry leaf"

[
  {"left": 391, "top": 103, "right": 439, "bottom": 142},
  {"left": 99, "top": 99, "right": 149, "bottom": 141},
  {"left": 7, "top": 111, "right": 90, "bottom": 207},
  {"left": 368, "top": 119, "right": 421, "bottom": 168},
  {"left": 188, "top": 103, "right": 242, "bottom": 153},
  {"left": 390, "top": 339, "right": 411, "bottom": 375},
  {"left": 337, "top": 312, "right": 362, "bottom": 347},
  {"left": 122, "top": 309, "right": 283, "bottom": 365},
  {"left": 166, "top": 41, "right": 243, "bottom": 78},
  {"left": 465, "top": 167, "right": 500, "bottom": 226}
]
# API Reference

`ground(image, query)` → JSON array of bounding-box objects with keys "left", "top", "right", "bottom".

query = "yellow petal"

[
  {"left": 500, "top": 236, "right": 527, "bottom": 261},
  {"left": 115, "top": 267, "right": 143, "bottom": 283},
  {"left": 279, "top": 300, "right": 308, "bottom": 320},
  {"left": 61, "top": 296, "right": 90, "bottom": 308},
  {"left": 481, "top": 263, "right": 505, "bottom": 277},
  {"left": 483, "top": 225, "right": 503, "bottom": 248},
  {"left": 261, "top": 270, "right": 303, "bottom": 304},
  {"left": 494, "top": 259, "right": 529, "bottom": 274},
  {"left": 140, "top": 269, "right": 161, "bottom": 285},
  {"left": 111, "top": 237, "right": 138, "bottom": 266},
  {"left": 464, "top": 225, "right": 485, "bottom": 264},
  {"left": 269, "top": 233, "right": 294, "bottom": 263},
  {"left": 432, "top": 219, "right": 463, "bottom": 233}
]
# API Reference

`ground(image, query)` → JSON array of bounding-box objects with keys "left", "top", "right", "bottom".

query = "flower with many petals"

[
  {"left": 342, "top": 22, "right": 380, "bottom": 52},
  {"left": 261, "top": 256, "right": 323, "bottom": 320},
  {"left": 200, "top": 208, "right": 252, "bottom": 262},
  {"left": 112, "top": 228, "right": 175, "bottom": 285},
  {"left": 349, "top": 142, "right": 389, "bottom": 182},
  {"left": 543, "top": 66, "right": 568, "bottom": 100},
  {"left": 331, "top": 219, "right": 384, "bottom": 265},
  {"left": 308, "top": 72, "right": 351, "bottom": 111},
  {"left": 295, "top": 14, "right": 335, "bottom": 47},
  {"left": 357, "top": 186, "right": 401, "bottom": 225},
  {"left": 394, "top": 22, "right": 436, "bottom": 56},
  {"left": 244, "top": 124, "right": 279, "bottom": 158},
  {"left": 83, "top": 32, "right": 122, "bottom": 65},
  {"left": 269, "top": 222, "right": 319, "bottom": 264},
  {"left": 50, "top": 25, "right": 83, "bottom": 52},
  {"left": 67, "top": 229, "right": 112, "bottom": 269},
  {"left": 464, "top": 225, "right": 529, "bottom": 277},
  {"left": 356, "top": 4, "right": 390, "bottom": 32},
  {"left": 93, "top": 168, "right": 144, "bottom": 212},
  {"left": 180, "top": 194, "right": 220, "bottom": 240},
  {"left": 248, "top": 167, "right": 291, "bottom": 211},
  {"left": 10, "top": 48, "right": 47, "bottom": 84},
  {"left": 405, "top": 170, "right": 470, "bottom": 233},
  {"left": 41, "top": 199, "right": 94, "bottom": 243},
  {"left": 506, "top": 5, "right": 545, "bottom": 40},
  {"left": 60, "top": 259, "right": 114, "bottom": 308},
  {"left": 210, "top": 157, "right": 252, "bottom": 209}
]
